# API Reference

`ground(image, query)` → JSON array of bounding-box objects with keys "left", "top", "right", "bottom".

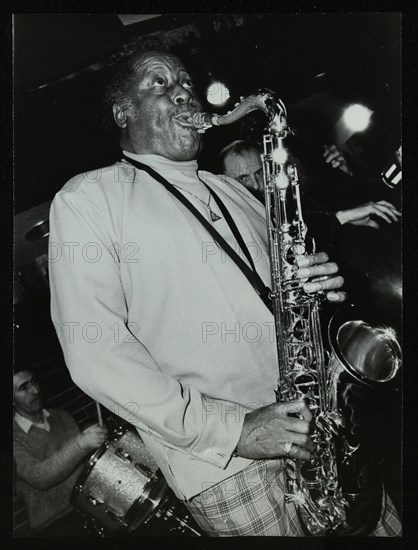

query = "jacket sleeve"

[
  {"left": 13, "top": 432, "right": 85, "bottom": 491},
  {"left": 48, "top": 189, "right": 244, "bottom": 469}
]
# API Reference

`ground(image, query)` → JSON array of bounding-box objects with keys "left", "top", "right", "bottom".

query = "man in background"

[
  {"left": 13, "top": 367, "right": 107, "bottom": 536},
  {"left": 220, "top": 139, "right": 400, "bottom": 235}
]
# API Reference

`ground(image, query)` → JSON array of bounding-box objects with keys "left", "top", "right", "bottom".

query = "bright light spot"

[
  {"left": 343, "top": 104, "right": 373, "bottom": 132},
  {"left": 391, "top": 280, "right": 402, "bottom": 299},
  {"left": 272, "top": 145, "right": 288, "bottom": 164},
  {"left": 206, "top": 82, "right": 230, "bottom": 106}
]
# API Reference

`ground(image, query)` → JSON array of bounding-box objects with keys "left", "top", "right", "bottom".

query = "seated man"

[{"left": 13, "top": 367, "right": 107, "bottom": 536}]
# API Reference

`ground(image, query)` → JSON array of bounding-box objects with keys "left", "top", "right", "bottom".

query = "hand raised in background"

[
  {"left": 323, "top": 144, "right": 353, "bottom": 176},
  {"left": 335, "top": 201, "right": 401, "bottom": 229}
]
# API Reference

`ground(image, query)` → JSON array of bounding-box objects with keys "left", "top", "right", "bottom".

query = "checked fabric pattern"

[{"left": 184, "top": 459, "right": 402, "bottom": 537}]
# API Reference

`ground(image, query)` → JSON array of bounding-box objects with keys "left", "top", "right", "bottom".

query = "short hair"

[
  {"left": 102, "top": 36, "right": 171, "bottom": 130},
  {"left": 219, "top": 140, "right": 261, "bottom": 173},
  {"left": 13, "top": 364, "right": 34, "bottom": 377}
]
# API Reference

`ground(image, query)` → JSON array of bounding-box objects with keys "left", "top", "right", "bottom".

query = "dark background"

[{"left": 14, "top": 13, "right": 400, "bottom": 213}]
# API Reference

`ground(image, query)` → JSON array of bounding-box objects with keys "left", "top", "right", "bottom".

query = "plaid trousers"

[{"left": 184, "top": 459, "right": 401, "bottom": 537}]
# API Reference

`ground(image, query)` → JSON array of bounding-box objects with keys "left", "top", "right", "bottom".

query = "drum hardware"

[
  {"left": 135, "top": 463, "right": 154, "bottom": 477},
  {"left": 71, "top": 427, "right": 167, "bottom": 535},
  {"left": 153, "top": 501, "right": 202, "bottom": 536},
  {"left": 141, "top": 491, "right": 202, "bottom": 537},
  {"left": 72, "top": 426, "right": 204, "bottom": 537},
  {"left": 14, "top": 202, "right": 52, "bottom": 305},
  {"left": 106, "top": 508, "right": 124, "bottom": 522},
  {"left": 25, "top": 219, "right": 50, "bottom": 241},
  {"left": 115, "top": 447, "right": 132, "bottom": 461},
  {"left": 87, "top": 494, "right": 104, "bottom": 506},
  {"left": 114, "top": 426, "right": 125, "bottom": 437}
]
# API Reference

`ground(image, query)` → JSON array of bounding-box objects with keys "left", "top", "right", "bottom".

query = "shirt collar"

[
  {"left": 14, "top": 409, "right": 50, "bottom": 434},
  {"left": 122, "top": 151, "right": 199, "bottom": 176}
]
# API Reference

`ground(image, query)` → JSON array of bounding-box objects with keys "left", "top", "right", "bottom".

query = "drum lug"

[
  {"left": 115, "top": 447, "right": 132, "bottom": 462},
  {"left": 106, "top": 507, "right": 124, "bottom": 523},
  {"left": 87, "top": 494, "right": 104, "bottom": 506},
  {"left": 135, "top": 463, "right": 152, "bottom": 477}
]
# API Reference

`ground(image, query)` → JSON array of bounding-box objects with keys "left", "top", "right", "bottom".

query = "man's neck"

[{"left": 15, "top": 408, "right": 44, "bottom": 423}]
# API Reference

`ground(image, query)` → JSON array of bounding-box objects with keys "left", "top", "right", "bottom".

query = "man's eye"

[
  {"left": 256, "top": 169, "right": 264, "bottom": 178},
  {"left": 183, "top": 79, "right": 194, "bottom": 89},
  {"left": 153, "top": 78, "right": 167, "bottom": 87}
]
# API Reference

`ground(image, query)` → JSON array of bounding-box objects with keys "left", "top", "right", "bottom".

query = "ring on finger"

[{"left": 284, "top": 441, "right": 293, "bottom": 457}]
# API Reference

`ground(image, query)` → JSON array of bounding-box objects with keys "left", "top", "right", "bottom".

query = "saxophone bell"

[{"left": 328, "top": 304, "right": 401, "bottom": 386}]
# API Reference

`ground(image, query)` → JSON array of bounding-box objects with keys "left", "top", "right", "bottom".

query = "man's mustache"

[{"left": 170, "top": 104, "right": 201, "bottom": 118}]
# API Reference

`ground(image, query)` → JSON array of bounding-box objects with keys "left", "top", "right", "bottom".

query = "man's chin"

[
  {"left": 30, "top": 400, "right": 44, "bottom": 413},
  {"left": 180, "top": 135, "right": 202, "bottom": 160}
]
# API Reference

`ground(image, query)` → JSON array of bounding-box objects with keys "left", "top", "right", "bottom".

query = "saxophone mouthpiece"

[{"left": 189, "top": 112, "right": 219, "bottom": 133}]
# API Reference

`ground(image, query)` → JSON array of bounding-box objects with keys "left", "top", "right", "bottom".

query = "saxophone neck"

[{"left": 189, "top": 89, "right": 292, "bottom": 135}]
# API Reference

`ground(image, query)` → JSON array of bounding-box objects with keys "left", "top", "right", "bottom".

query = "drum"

[{"left": 71, "top": 428, "right": 167, "bottom": 535}]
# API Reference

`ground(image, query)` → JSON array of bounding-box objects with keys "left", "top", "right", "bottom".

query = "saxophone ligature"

[{"left": 188, "top": 90, "right": 402, "bottom": 535}]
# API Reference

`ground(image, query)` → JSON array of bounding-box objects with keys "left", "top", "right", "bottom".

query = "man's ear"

[{"left": 113, "top": 104, "right": 128, "bottom": 129}]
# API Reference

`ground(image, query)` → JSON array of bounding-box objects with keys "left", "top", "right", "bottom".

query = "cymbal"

[{"left": 14, "top": 201, "right": 51, "bottom": 270}]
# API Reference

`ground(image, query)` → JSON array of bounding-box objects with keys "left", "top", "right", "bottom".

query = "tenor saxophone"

[{"left": 188, "top": 90, "right": 402, "bottom": 535}]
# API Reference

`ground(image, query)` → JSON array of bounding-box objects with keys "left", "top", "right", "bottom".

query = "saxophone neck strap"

[
  {"left": 201, "top": 184, "right": 255, "bottom": 271},
  {"left": 121, "top": 155, "right": 272, "bottom": 312}
]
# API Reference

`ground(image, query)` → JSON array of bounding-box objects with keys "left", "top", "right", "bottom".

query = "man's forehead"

[
  {"left": 132, "top": 51, "right": 188, "bottom": 74},
  {"left": 226, "top": 150, "right": 261, "bottom": 166},
  {"left": 13, "top": 371, "right": 33, "bottom": 388},
  {"left": 225, "top": 149, "right": 260, "bottom": 162}
]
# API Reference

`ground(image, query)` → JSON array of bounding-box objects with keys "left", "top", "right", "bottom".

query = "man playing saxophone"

[{"left": 48, "top": 39, "right": 401, "bottom": 536}]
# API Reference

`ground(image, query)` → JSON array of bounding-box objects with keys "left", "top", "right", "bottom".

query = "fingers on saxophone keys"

[
  {"left": 288, "top": 418, "right": 312, "bottom": 437},
  {"left": 297, "top": 262, "right": 339, "bottom": 281},
  {"left": 326, "top": 290, "right": 347, "bottom": 303},
  {"left": 289, "top": 432, "right": 314, "bottom": 450},
  {"left": 295, "top": 252, "right": 329, "bottom": 269},
  {"left": 281, "top": 399, "right": 312, "bottom": 422},
  {"left": 283, "top": 442, "right": 312, "bottom": 461},
  {"left": 303, "top": 275, "right": 344, "bottom": 294}
]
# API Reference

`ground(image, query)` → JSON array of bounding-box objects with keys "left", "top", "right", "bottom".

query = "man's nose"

[
  {"left": 255, "top": 173, "right": 264, "bottom": 191},
  {"left": 30, "top": 381, "right": 40, "bottom": 394},
  {"left": 248, "top": 175, "right": 260, "bottom": 191},
  {"left": 171, "top": 84, "right": 193, "bottom": 105}
]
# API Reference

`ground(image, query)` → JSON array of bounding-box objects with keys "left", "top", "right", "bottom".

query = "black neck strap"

[
  {"left": 205, "top": 185, "right": 256, "bottom": 272},
  {"left": 121, "top": 155, "right": 272, "bottom": 313}
]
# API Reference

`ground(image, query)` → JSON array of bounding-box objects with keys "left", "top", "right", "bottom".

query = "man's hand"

[
  {"left": 78, "top": 424, "right": 108, "bottom": 452},
  {"left": 323, "top": 144, "right": 353, "bottom": 176},
  {"left": 335, "top": 200, "right": 401, "bottom": 229},
  {"left": 236, "top": 400, "right": 314, "bottom": 461},
  {"left": 295, "top": 252, "right": 347, "bottom": 303}
]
